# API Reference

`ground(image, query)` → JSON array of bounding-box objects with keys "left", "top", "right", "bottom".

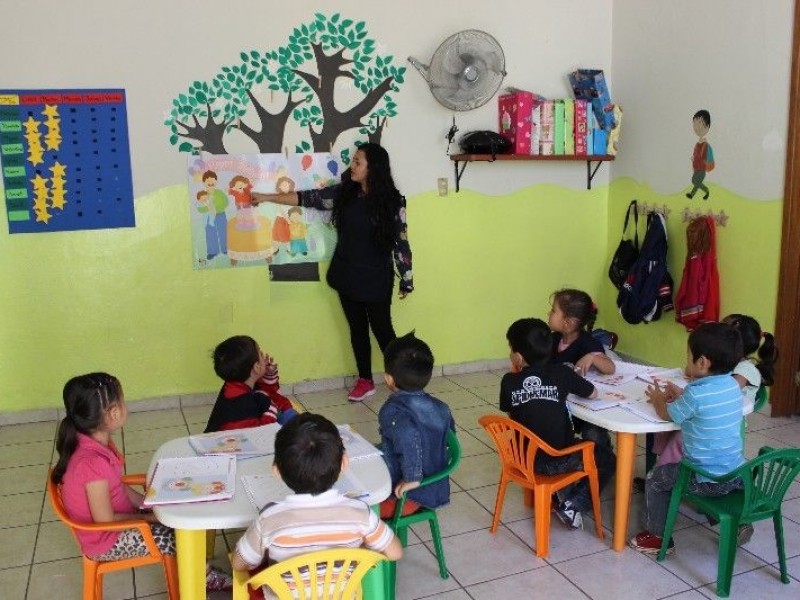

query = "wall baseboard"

[{"left": 0, "top": 358, "right": 511, "bottom": 426}]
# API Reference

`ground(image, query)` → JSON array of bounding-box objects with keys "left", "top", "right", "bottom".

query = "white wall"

[
  {"left": 611, "top": 0, "right": 793, "bottom": 199},
  {"left": 4, "top": 0, "right": 612, "bottom": 197}
]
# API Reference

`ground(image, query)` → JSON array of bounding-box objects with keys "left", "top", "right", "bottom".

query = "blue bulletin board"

[{"left": 0, "top": 89, "right": 135, "bottom": 234}]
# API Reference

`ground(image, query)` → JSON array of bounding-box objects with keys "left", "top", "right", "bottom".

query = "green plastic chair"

[
  {"left": 389, "top": 429, "right": 461, "bottom": 580},
  {"left": 658, "top": 446, "right": 800, "bottom": 597},
  {"left": 740, "top": 385, "right": 768, "bottom": 445}
]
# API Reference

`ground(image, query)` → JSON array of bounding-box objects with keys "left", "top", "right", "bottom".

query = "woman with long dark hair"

[{"left": 253, "top": 143, "right": 413, "bottom": 400}]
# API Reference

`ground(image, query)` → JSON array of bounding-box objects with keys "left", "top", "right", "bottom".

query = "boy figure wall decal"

[{"left": 686, "top": 109, "right": 715, "bottom": 200}]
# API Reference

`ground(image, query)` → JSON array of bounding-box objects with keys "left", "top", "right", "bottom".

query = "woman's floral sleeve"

[{"left": 394, "top": 196, "right": 413, "bottom": 293}]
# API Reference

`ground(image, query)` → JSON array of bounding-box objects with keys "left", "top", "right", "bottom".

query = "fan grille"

[{"left": 428, "top": 30, "right": 506, "bottom": 111}]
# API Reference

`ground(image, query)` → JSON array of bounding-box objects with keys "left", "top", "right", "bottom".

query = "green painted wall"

[
  {"left": 601, "top": 178, "right": 782, "bottom": 366},
  {"left": 0, "top": 177, "right": 781, "bottom": 413},
  {"left": 1, "top": 183, "right": 612, "bottom": 412}
]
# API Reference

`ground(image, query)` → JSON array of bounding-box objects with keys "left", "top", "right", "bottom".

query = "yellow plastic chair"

[
  {"left": 232, "top": 548, "right": 386, "bottom": 600},
  {"left": 47, "top": 469, "right": 179, "bottom": 600},
  {"left": 388, "top": 428, "right": 461, "bottom": 580},
  {"left": 478, "top": 415, "right": 604, "bottom": 557}
]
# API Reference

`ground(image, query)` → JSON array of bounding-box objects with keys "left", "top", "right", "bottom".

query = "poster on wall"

[
  {"left": 0, "top": 89, "right": 134, "bottom": 234},
  {"left": 188, "top": 152, "right": 342, "bottom": 277}
]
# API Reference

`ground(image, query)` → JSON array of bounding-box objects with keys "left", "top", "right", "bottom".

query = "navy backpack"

[{"left": 617, "top": 212, "right": 674, "bottom": 325}]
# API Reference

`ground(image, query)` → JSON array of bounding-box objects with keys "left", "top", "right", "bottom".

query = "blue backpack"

[{"left": 617, "top": 212, "right": 674, "bottom": 324}]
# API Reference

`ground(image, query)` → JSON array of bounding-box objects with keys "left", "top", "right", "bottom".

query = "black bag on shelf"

[
  {"left": 458, "top": 131, "right": 512, "bottom": 156},
  {"left": 608, "top": 200, "right": 640, "bottom": 289}
]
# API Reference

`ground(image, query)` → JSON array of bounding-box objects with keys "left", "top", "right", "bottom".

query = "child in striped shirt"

[
  {"left": 231, "top": 413, "right": 402, "bottom": 597},
  {"left": 630, "top": 322, "right": 747, "bottom": 555}
]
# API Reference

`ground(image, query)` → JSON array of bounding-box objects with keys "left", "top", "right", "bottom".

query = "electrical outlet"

[{"left": 437, "top": 177, "right": 448, "bottom": 196}]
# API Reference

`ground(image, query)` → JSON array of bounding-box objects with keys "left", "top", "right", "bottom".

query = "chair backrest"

[
  {"left": 478, "top": 415, "right": 554, "bottom": 484},
  {"left": 418, "top": 429, "right": 462, "bottom": 488},
  {"left": 753, "top": 385, "right": 768, "bottom": 412},
  {"left": 241, "top": 548, "right": 386, "bottom": 600},
  {"left": 736, "top": 447, "right": 800, "bottom": 522}
]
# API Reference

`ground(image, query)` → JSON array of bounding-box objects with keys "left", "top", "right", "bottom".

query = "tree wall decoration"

[{"left": 164, "top": 13, "right": 406, "bottom": 162}]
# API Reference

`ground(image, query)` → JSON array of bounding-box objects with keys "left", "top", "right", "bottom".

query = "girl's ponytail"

[
  {"left": 51, "top": 373, "right": 122, "bottom": 484},
  {"left": 757, "top": 331, "right": 778, "bottom": 386}
]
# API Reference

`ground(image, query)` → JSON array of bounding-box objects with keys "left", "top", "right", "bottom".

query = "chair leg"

[
  {"left": 533, "top": 485, "right": 551, "bottom": 558},
  {"left": 773, "top": 512, "right": 790, "bottom": 584},
  {"left": 164, "top": 554, "right": 181, "bottom": 600},
  {"left": 658, "top": 488, "right": 682, "bottom": 562},
  {"left": 490, "top": 479, "right": 508, "bottom": 534},
  {"left": 523, "top": 488, "right": 534, "bottom": 508},
  {"left": 587, "top": 471, "right": 604, "bottom": 539},
  {"left": 716, "top": 516, "right": 738, "bottom": 598},
  {"left": 84, "top": 558, "right": 99, "bottom": 600},
  {"left": 395, "top": 523, "right": 409, "bottom": 547},
  {"left": 428, "top": 514, "right": 449, "bottom": 579}
]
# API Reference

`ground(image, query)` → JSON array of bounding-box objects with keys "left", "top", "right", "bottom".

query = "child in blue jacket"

[{"left": 378, "top": 332, "right": 455, "bottom": 519}]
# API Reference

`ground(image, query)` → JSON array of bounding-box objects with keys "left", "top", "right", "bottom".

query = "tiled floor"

[{"left": 3, "top": 371, "right": 800, "bottom": 599}]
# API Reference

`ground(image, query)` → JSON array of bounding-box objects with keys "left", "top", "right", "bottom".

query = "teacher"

[{"left": 253, "top": 143, "right": 413, "bottom": 401}]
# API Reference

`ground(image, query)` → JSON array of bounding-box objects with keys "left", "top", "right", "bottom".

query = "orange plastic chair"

[
  {"left": 47, "top": 469, "right": 180, "bottom": 600},
  {"left": 478, "top": 415, "right": 604, "bottom": 557}
]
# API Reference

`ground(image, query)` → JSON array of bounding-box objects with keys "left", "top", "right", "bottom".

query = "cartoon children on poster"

[
  {"left": 189, "top": 153, "right": 339, "bottom": 270},
  {"left": 686, "top": 109, "right": 715, "bottom": 200}
]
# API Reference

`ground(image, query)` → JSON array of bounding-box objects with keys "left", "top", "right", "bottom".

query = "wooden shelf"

[{"left": 449, "top": 153, "right": 615, "bottom": 191}]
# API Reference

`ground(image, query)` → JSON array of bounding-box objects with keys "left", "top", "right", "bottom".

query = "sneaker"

[
  {"left": 348, "top": 378, "right": 376, "bottom": 402},
  {"left": 737, "top": 523, "right": 754, "bottom": 546},
  {"left": 206, "top": 565, "right": 233, "bottom": 591},
  {"left": 629, "top": 530, "right": 675, "bottom": 555},
  {"left": 554, "top": 500, "right": 583, "bottom": 530}
]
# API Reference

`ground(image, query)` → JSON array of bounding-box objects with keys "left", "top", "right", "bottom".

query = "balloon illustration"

[
  {"left": 301, "top": 155, "right": 313, "bottom": 171},
  {"left": 327, "top": 160, "right": 338, "bottom": 176}
]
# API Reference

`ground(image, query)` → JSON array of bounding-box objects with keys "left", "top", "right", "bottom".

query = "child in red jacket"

[{"left": 205, "top": 335, "right": 297, "bottom": 432}]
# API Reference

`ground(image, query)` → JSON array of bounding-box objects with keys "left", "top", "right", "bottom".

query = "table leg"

[
  {"left": 612, "top": 432, "right": 636, "bottom": 551},
  {"left": 176, "top": 528, "right": 207, "bottom": 599}
]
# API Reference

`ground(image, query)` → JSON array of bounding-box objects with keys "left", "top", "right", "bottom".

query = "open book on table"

[
  {"left": 188, "top": 423, "right": 280, "bottom": 457},
  {"left": 241, "top": 470, "right": 370, "bottom": 511},
  {"left": 143, "top": 455, "right": 236, "bottom": 506},
  {"left": 636, "top": 368, "right": 690, "bottom": 390},
  {"left": 568, "top": 386, "right": 641, "bottom": 411}
]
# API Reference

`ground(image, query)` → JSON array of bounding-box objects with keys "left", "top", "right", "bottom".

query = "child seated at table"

[
  {"left": 630, "top": 322, "right": 747, "bottom": 554},
  {"left": 377, "top": 332, "right": 456, "bottom": 519},
  {"left": 205, "top": 335, "right": 297, "bottom": 432},
  {"left": 231, "top": 412, "right": 402, "bottom": 597},
  {"left": 53, "top": 372, "right": 232, "bottom": 591},
  {"left": 500, "top": 318, "right": 599, "bottom": 530},
  {"left": 548, "top": 288, "right": 617, "bottom": 495}
]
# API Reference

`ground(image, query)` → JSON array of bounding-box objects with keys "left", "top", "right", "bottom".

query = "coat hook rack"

[
  {"left": 637, "top": 201, "right": 671, "bottom": 218},
  {"left": 681, "top": 207, "right": 729, "bottom": 227}
]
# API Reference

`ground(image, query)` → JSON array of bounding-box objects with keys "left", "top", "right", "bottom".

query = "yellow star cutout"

[
  {"left": 31, "top": 174, "right": 49, "bottom": 188},
  {"left": 23, "top": 116, "right": 41, "bottom": 134},
  {"left": 50, "top": 191, "right": 67, "bottom": 209},
  {"left": 50, "top": 161, "right": 67, "bottom": 178},
  {"left": 34, "top": 208, "right": 52, "bottom": 224},
  {"left": 42, "top": 104, "right": 60, "bottom": 119}
]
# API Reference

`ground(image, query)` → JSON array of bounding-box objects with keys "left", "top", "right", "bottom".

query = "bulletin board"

[{"left": 0, "top": 88, "right": 135, "bottom": 234}]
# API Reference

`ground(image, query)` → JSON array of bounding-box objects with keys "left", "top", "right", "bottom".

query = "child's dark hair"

[
  {"left": 273, "top": 412, "right": 344, "bottom": 494},
  {"left": 213, "top": 335, "right": 259, "bottom": 382},
  {"left": 383, "top": 331, "right": 434, "bottom": 391},
  {"left": 551, "top": 288, "right": 597, "bottom": 332},
  {"left": 687, "top": 322, "right": 742, "bottom": 374},
  {"left": 693, "top": 109, "right": 711, "bottom": 128},
  {"left": 506, "top": 318, "right": 552, "bottom": 367},
  {"left": 52, "top": 373, "right": 123, "bottom": 484},
  {"left": 722, "top": 314, "right": 779, "bottom": 385}
]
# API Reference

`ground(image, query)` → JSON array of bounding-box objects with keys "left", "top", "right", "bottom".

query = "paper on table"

[
  {"left": 584, "top": 371, "right": 638, "bottom": 387},
  {"left": 620, "top": 400, "right": 670, "bottom": 423},
  {"left": 337, "top": 425, "right": 382, "bottom": 461},
  {"left": 241, "top": 470, "right": 370, "bottom": 511},
  {"left": 636, "top": 368, "right": 690, "bottom": 390},
  {"left": 188, "top": 423, "right": 280, "bottom": 457},
  {"left": 144, "top": 455, "right": 236, "bottom": 506}
]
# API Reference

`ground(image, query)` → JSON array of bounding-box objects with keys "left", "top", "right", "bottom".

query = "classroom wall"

[
  {"left": 602, "top": 0, "right": 792, "bottom": 366},
  {"left": 0, "top": 1, "right": 793, "bottom": 414},
  {"left": 0, "top": 1, "right": 614, "bottom": 413}
]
